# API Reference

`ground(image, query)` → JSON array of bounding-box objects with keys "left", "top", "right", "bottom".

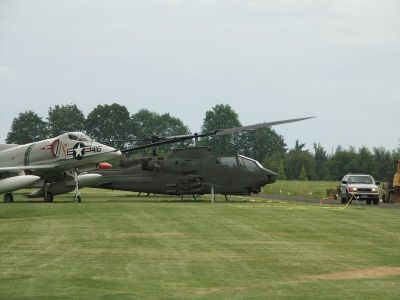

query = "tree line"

[
  {"left": 265, "top": 141, "right": 400, "bottom": 182},
  {"left": 6, "top": 103, "right": 400, "bottom": 182}
]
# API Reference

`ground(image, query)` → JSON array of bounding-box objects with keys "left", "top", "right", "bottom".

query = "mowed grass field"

[
  {"left": 1, "top": 188, "right": 400, "bottom": 299},
  {"left": 262, "top": 180, "right": 340, "bottom": 199}
]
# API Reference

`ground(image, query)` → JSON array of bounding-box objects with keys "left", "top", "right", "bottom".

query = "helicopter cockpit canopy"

[
  {"left": 237, "top": 155, "right": 260, "bottom": 172},
  {"left": 217, "top": 157, "right": 238, "bottom": 168},
  {"left": 217, "top": 155, "right": 265, "bottom": 172}
]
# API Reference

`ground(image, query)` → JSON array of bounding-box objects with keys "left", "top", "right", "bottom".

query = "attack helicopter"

[
  {"left": 95, "top": 146, "right": 276, "bottom": 199},
  {"left": 93, "top": 117, "right": 314, "bottom": 198}
]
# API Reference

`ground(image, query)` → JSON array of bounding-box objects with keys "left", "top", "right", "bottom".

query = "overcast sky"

[{"left": 0, "top": 0, "right": 399, "bottom": 153}]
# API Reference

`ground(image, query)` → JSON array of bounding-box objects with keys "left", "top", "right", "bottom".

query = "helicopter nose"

[{"left": 260, "top": 168, "right": 277, "bottom": 185}]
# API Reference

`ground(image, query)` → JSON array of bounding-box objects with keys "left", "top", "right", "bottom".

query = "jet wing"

[{"left": 0, "top": 164, "right": 60, "bottom": 173}]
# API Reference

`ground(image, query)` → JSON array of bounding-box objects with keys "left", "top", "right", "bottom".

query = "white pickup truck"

[{"left": 340, "top": 174, "right": 380, "bottom": 205}]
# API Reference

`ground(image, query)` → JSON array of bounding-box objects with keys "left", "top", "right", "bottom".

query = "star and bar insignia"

[{"left": 67, "top": 142, "right": 90, "bottom": 160}]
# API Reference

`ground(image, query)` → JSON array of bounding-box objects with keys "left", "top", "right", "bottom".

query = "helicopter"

[
  {"left": 92, "top": 117, "right": 314, "bottom": 199},
  {"left": 94, "top": 146, "right": 276, "bottom": 199}
]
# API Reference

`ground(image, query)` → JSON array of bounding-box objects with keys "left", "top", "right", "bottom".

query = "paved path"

[{"left": 257, "top": 194, "right": 400, "bottom": 209}]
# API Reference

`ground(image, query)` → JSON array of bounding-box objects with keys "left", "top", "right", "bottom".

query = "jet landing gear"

[
  {"left": 44, "top": 193, "right": 54, "bottom": 203},
  {"left": 73, "top": 170, "right": 81, "bottom": 203},
  {"left": 4, "top": 193, "right": 14, "bottom": 203},
  {"left": 74, "top": 194, "right": 81, "bottom": 203},
  {"left": 43, "top": 181, "right": 53, "bottom": 203}
]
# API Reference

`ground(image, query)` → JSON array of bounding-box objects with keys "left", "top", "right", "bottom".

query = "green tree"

[
  {"left": 294, "top": 140, "right": 306, "bottom": 151},
  {"left": 47, "top": 104, "right": 85, "bottom": 136},
  {"left": 130, "top": 109, "right": 155, "bottom": 139},
  {"left": 6, "top": 111, "right": 48, "bottom": 144},
  {"left": 298, "top": 165, "right": 308, "bottom": 181},
  {"left": 325, "top": 146, "right": 400, "bottom": 181},
  {"left": 325, "top": 147, "right": 358, "bottom": 180},
  {"left": 372, "top": 147, "right": 396, "bottom": 181},
  {"left": 313, "top": 143, "right": 329, "bottom": 180},
  {"left": 346, "top": 147, "right": 375, "bottom": 175},
  {"left": 158, "top": 113, "right": 190, "bottom": 137},
  {"left": 132, "top": 109, "right": 189, "bottom": 138},
  {"left": 277, "top": 160, "right": 287, "bottom": 180},
  {"left": 200, "top": 104, "right": 241, "bottom": 156},
  {"left": 131, "top": 109, "right": 190, "bottom": 154},
  {"left": 262, "top": 152, "right": 285, "bottom": 173},
  {"left": 86, "top": 103, "right": 132, "bottom": 149},
  {"left": 284, "top": 141, "right": 316, "bottom": 180},
  {"left": 239, "top": 127, "right": 287, "bottom": 162}
]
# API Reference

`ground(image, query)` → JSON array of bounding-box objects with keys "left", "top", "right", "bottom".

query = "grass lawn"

[
  {"left": 1, "top": 188, "right": 400, "bottom": 299},
  {"left": 262, "top": 180, "right": 340, "bottom": 199}
]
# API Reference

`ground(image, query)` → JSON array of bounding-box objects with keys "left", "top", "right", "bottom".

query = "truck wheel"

[{"left": 373, "top": 198, "right": 379, "bottom": 205}]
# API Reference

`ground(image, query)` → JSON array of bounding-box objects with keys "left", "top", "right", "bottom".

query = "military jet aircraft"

[
  {"left": 93, "top": 117, "right": 314, "bottom": 198},
  {"left": 0, "top": 132, "right": 121, "bottom": 203}
]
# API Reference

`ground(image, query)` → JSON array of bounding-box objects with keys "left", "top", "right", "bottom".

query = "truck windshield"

[{"left": 348, "top": 176, "right": 374, "bottom": 184}]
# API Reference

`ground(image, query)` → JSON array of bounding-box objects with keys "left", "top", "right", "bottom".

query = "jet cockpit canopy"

[{"left": 58, "top": 132, "right": 94, "bottom": 142}]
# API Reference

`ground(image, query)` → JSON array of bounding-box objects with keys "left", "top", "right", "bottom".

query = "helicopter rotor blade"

[
  {"left": 121, "top": 116, "right": 315, "bottom": 153},
  {"left": 214, "top": 116, "right": 316, "bottom": 136},
  {"left": 121, "top": 135, "right": 196, "bottom": 153}
]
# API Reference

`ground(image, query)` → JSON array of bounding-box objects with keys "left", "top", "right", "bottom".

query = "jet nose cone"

[
  {"left": 109, "top": 149, "right": 122, "bottom": 158},
  {"left": 115, "top": 150, "right": 122, "bottom": 157},
  {"left": 101, "top": 145, "right": 122, "bottom": 160}
]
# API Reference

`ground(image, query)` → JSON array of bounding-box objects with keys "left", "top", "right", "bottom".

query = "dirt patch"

[
  {"left": 300, "top": 266, "right": 400, "bottom": 281},
  {"left": 114, "top": 232, "right": 186, "bottom": 238},
  {"left": 194, "top": 286, "right": 245, "bottom": 296},
  {"left": 192, "top": 267, "right": 400, "bottom": 295}
]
